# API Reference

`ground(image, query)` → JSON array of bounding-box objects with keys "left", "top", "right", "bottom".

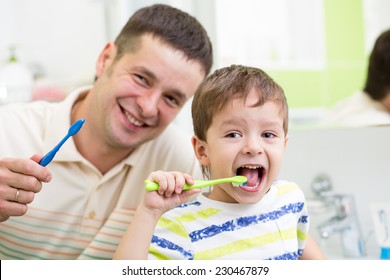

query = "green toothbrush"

[{"left": 145, "top": 175, "right": 247, "bottom": 192}]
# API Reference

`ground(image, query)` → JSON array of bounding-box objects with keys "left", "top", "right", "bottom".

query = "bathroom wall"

[
  {"left": 0, "top": 0, "right": 107, "bottom": 91},
  {"left": 279, "top": 125, "right": 390, "bottom": 259},
  {"left": 1, "top": 0, "right": 390, "bottom": 110}
]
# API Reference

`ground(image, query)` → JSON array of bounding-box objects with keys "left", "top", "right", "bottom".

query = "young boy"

[{"left": 114, "top": 65, "right": 325, "bottom": 260}]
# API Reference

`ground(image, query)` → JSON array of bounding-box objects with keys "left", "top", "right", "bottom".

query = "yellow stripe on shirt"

[{"left": 195, "top": 227, "right": 297, "bottom": 260}]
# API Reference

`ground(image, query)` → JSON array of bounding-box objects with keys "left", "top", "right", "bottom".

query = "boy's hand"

[{"left": 143, "top": 171, "right": 201, "bottom": 217}]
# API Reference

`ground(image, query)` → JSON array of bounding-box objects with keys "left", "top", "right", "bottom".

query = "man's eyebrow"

[{"left": 134, "top": 66, "right": 157, "bottom": 81}]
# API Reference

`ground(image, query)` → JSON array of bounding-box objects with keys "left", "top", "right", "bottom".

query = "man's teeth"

[{"left": 125, "top": 111, "right": 144, "bottom": 127}]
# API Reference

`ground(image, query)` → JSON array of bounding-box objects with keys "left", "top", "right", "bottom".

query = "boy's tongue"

[{"left": 238, "top": 168, "right": 259, "bottom": 187}]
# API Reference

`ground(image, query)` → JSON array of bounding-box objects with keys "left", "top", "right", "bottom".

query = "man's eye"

[
  {"left": 165, "top": 95, "right": 179, "bottom": 106},
  {"left": 134, "top": 74, "right": 147, "bottom": 85}
]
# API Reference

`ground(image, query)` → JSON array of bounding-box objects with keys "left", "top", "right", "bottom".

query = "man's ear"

[
  {"left": 191, "top": 135, "right": 210, "bottom": 167},
  {"left": 96, "top": 42, "right": 117, "bottom": 78}
]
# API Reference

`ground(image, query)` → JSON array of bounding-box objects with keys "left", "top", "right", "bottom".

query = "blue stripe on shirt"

[
  {"left": 151, "top": 235, "right": 194, "bottom": 259},
  {"left": 266, "top": 251, "right": 299, "bottom": 260},
  {"left": 189, "top": 202, "right": 305, "bottom": 242}
]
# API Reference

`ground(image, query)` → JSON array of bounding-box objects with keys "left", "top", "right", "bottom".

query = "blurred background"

[
  {"left": 1, "top": 0, "right": 390, "bottom": 127},
  {"left": 1, "top": 0, "right": 390, "bottom": 260}
]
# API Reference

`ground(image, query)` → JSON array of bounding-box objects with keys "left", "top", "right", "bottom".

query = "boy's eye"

[
  {"left": 263, "top": 132, "right": 276, "bottom": 138},
  {"left": 226, "top": 132, "right": 241, "bottom": 138}
]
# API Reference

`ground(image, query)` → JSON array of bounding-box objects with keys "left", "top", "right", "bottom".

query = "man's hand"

[{"left": 0, "top": 154, "right": 52, "bottom": 222}]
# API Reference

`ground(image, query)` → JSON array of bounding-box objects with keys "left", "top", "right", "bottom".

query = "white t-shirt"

[
  {"left": 0, "top": 86, "right": 202, "bottom": 259},
  {"left": 148, "top": 180, "right": 309, "bottom": 260}
]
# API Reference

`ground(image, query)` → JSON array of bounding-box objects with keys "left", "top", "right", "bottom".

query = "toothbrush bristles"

[{"left": 232, "top": 182, "right": 247, "bottom": 187}]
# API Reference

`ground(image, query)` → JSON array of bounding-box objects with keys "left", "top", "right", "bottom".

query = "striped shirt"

[
  {"left": 149, "top": 180, "right": 309, "bottom": 260},
  {"left": 0, "top": 87, "right": 201, "bottom": 260}
]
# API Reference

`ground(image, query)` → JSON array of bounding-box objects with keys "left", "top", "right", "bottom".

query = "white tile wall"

[{"left": 280, "top": 125, "right": 390, "bottom": 259}]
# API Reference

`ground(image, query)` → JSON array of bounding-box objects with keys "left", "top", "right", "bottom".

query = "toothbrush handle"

[
  {"left": 144, "top": 180, "right": 208, "bottom": 192},
  {"left": 144, "top": 176, "right": 245, "bottom": 192},
  {"left": 145, "top": 181, "right": 160, "bottom": 191},
  {"left": 39, "top": 134, "right": 71, "bottom": 166},
  {"left": 39, "top": 148, "right": 59, "bottom": 166}
]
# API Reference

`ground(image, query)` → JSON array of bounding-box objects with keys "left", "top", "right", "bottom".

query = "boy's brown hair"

[{"left": 192, "top": 64, "right": 288, "bottom": 142}]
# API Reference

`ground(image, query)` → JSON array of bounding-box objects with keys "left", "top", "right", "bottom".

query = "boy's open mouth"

[{"left": 235, "top": 165, "right": 264, "bottom": 191}]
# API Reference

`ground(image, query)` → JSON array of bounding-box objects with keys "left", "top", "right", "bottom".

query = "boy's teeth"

[{"left": 242, "top": 165, "right": 259, "bottom": 169}]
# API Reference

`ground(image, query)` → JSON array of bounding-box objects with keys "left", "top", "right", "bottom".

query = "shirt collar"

[
  {"left": 41, "top": 86, "right": 139, "bottom": 169},
  {"left": 42, "top": 86, "right": 91, "bottom": 164}
]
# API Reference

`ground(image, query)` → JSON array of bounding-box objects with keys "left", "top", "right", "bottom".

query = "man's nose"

[{"left": 137, "top": 92, "right": 159, "bottom": 117}]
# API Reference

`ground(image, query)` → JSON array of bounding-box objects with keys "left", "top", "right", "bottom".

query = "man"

[
  {"left": 0, "top": 4, "right": 212, "bottom": 259},
  {"left": 322, "top": 29, "right": 390, "bottom": 126}
]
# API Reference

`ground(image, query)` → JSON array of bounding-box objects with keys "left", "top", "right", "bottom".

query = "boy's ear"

[
  {"left": 96, "top": 42, "right": 117, "bottom": 77},
  {"left": 284, "top": 134, "right": 289, "bottom": 150},
  {"left": 191, "top": 136, "right": 210, "bottom": 167}
]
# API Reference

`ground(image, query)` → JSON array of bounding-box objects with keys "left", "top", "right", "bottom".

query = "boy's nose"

[{"left": 243, "top": 137, "right": 264, "bottom": 155}]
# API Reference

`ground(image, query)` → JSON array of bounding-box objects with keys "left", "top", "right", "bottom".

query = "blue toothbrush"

[{"left": 39, "top": 119, "right": 86, "bottom": 166}]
